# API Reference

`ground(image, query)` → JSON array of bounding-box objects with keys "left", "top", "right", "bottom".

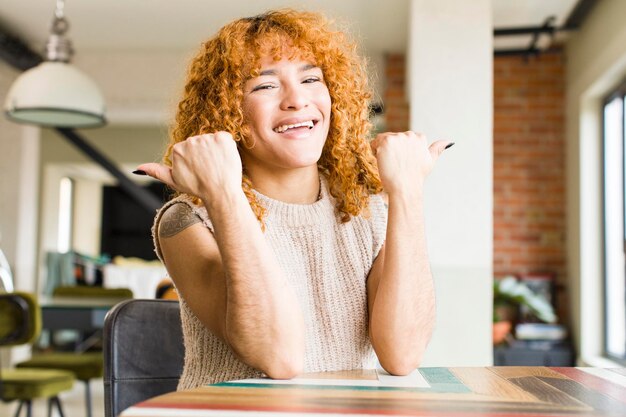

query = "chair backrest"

[
  {"left": 0, "top": 292, "right": 40, "bottom": 347},
  {"left": 53, "top": 285, "right": 133, "bottom": 300},
  {"left": 103, "top": 299, "right": 184, "bottom": 417}
]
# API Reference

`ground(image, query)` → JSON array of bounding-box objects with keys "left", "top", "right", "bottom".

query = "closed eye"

[
  {"left": 302, "top": 77, "right": 321, "bottom": 84},
  {"left": 251, "top": 83, "right": 277, "bottom": 92}
]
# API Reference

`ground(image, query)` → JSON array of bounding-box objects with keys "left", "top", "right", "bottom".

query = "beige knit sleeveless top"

[{"left": 153, "top": 176, "right": 387, "bottom": 389}]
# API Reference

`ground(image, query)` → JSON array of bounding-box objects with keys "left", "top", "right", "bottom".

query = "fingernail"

[
  {"left": 132, "top": 170, "right": 147, "bottom": 176},
  {"left": 445, "top": 142, "right": 455, "bottom": 150}
]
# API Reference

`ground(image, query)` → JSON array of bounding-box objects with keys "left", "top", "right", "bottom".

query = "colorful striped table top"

[{"left": 120, "top": 367, "right": 626, "bottom": 417}]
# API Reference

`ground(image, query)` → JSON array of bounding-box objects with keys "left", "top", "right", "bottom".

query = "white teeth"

[{"left": 274, "top": 120, "right": 314, "bottom": 133}]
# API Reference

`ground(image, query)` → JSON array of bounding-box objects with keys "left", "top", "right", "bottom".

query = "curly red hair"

[{"left": 165, "top": 9, "right": 382, "bottom": 223}]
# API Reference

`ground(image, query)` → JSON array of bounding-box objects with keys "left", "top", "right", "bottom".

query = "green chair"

[
  {"left": 0, "top": 292, "right": 75, "bottom": 417},
  {"left": 16, "top": 286, "right": 132, "bottom": 417},
  {"left": 16, "top": 352, "right": 102, "bottom": 417},
  {"left": 51, "top": 286, "right": 133, "bottom": 300}
]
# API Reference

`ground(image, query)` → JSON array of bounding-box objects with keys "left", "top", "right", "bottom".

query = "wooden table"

[{"left": 120, "top": 367, "right": 626, "bottom": 416}]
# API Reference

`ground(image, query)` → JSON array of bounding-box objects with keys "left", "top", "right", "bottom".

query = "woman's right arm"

[{"left": 139, "top": 133, "right": 304, "bottom": 378}]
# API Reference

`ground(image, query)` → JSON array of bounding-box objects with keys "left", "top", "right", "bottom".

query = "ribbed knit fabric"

[{"left": 153, "top": 176, "right": 388, "bottom": 389}]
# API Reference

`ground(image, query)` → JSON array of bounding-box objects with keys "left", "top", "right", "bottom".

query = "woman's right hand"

[{"left": 135, "top": 131, "right": 243, "bottom": 199}]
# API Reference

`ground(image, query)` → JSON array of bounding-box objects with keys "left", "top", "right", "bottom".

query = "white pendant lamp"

[{"left": 4, "top": 0, "right": 106, "bottom": 128}]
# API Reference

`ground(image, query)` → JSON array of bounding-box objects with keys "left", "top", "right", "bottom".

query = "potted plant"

[{"left": 493, "top": 276, "right": 557, "bottom": 344}]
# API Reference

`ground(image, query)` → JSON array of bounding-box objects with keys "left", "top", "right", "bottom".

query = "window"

[
  {"left": 603, "top": 80, "right": 626, "bottom": 363},
  {"left": 57, "top": 177, "right": 74, "bottom": 253}
]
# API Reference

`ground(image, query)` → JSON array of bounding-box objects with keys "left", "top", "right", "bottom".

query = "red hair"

[{"left": 165, "top": 9, "right": 382, "bottom": 223}]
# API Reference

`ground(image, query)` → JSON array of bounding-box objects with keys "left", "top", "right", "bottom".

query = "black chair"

[{"left": 103, "top": 299, "right": 183, "bottom": 417}]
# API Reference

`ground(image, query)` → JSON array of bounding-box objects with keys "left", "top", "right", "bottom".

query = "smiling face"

[{"left": 240, "top": 54, "right": 332, "bottom": 177}]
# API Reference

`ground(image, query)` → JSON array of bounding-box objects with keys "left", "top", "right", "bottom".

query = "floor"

[{"left": 0, "top": 378, "right": 105, "bottom": 417}]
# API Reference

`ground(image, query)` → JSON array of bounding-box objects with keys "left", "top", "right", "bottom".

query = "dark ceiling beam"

[
  {"left": 493, "top": 16, "right": 557, "bottom": 58},
  {"left": 0, "top": 27, "right": 42, "bottom": 71},
  {"left": 527, "top": 17, "right": 556, "bottom": 54},
  {"left": 493, "top": 0, "right": 600, "bottom": 57},
  {"left": 563, "top": 0, "right": 600, "bottom": 30},
  {"left": 494, "top": 48, "right": 540, "bottom": 58},
  {"left": 56, "top": 128, "right": 162, "bottom": 212},
  {"left": 493, "top": 17, "right": 558, "bottom": 39},
  {"left": 493, "top": 0, "right": 599, "bottom": 37},
  {"left": 494, "top": 26, "right": 556, "bottom": 37},
  {"left": 0, "top": 25, "right": 162, "bottom": 212}
]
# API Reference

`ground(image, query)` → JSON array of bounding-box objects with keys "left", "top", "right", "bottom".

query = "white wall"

[
  {"left": 565, "top": 0, "right": 626, "bottom": 366},
  {"left": 0, "top": 62, "right": 41, "bottom": 365},
  {"left": 74, "top": 51, "right": 190, "bottom": 126},
  {"left": 408, "top": 0, "right": 493, "bottom": 366},
  {"left": 0, "top": 62, "right": 40, "bottom": 293}
]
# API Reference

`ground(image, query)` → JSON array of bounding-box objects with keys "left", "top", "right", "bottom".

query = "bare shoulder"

[{"left": 158, "top": 202, "right": 202, "bottom": 238}]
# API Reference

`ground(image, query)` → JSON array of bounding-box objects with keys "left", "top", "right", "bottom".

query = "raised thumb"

[
  {"left": 429, "top": 141, "right": 454, "bottom": 161},
  {"left": 133, "top": 163, "right": 175, "bottom": 188}
]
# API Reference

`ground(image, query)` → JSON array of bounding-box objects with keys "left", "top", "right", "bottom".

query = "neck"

[{"left": 246, "top": 166, "right": 320, "bottom": 204}]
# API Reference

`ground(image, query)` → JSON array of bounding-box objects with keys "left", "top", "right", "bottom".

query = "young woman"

[{"left": 135, "top": 9, "right": 452, "bottom": 390}]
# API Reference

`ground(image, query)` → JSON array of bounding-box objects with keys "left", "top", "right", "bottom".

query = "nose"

[{"left": 280, "top": 82, "right": 308, "bottom": 110}]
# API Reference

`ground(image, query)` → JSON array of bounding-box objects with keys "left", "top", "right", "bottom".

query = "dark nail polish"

[
  {"left": 445, "top": 142, "right": 455, "bottom": 150},
  {"left": 132, "top": 170, "right": 147, "bottom": 176}
]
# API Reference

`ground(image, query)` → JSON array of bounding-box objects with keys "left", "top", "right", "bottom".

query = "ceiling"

[{"left": 0, "top": 0, "right": 582, "bottom": 58}]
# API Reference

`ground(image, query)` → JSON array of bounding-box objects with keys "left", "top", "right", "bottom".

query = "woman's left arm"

[{"left": 367, "top": 131, "right": 452, "bottom": 375}]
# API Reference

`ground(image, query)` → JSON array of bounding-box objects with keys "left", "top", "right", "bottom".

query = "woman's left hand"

[{"left": 370, "top": 131, "right": 452, "bottom": 196}]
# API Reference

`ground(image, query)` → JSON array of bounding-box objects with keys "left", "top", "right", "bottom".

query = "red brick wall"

[
  {"left": 384, "top": 51, "right": 567, "bottom": 317},
  {"left": 384, "top": 54, "right": 410, "bottom": 132},
  {"left": 493, "top": 51, "right": 566, "bottom": 298}
]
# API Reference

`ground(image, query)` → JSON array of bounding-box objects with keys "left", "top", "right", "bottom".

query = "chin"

[
  {"left": 285, "top": 160, "right": 320, "bottom": 169},
  {"left": 281, "top": 155, "right": 322, "bottom": 169}
]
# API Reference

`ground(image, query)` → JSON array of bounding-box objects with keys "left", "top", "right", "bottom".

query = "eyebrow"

[{"left": 258, "top": 64, "right": 318, "bottom": 76}]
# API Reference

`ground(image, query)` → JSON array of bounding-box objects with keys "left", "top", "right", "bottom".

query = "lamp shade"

[{"left": 4, "top": 62, "right": 106, "bottom": 128}]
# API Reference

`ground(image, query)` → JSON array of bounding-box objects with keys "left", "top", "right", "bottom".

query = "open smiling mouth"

[{"left": 273, "top": 120, "right": 317, "bottom": 133}]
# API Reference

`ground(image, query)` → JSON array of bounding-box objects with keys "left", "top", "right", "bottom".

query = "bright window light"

[
  {"left": 604, "top": 97, "right": 626, "bottom": 358},
  {"left": 57, "top": 177, "right": 73, "bottom": 253}
]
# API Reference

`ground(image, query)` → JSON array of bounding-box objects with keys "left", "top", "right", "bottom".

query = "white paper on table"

[
  {"left": 228, "top": 368, "right": 430, "bottom": 389},
  {"left": 375, "top": 368, "right": 430, "bottom": 388}
]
